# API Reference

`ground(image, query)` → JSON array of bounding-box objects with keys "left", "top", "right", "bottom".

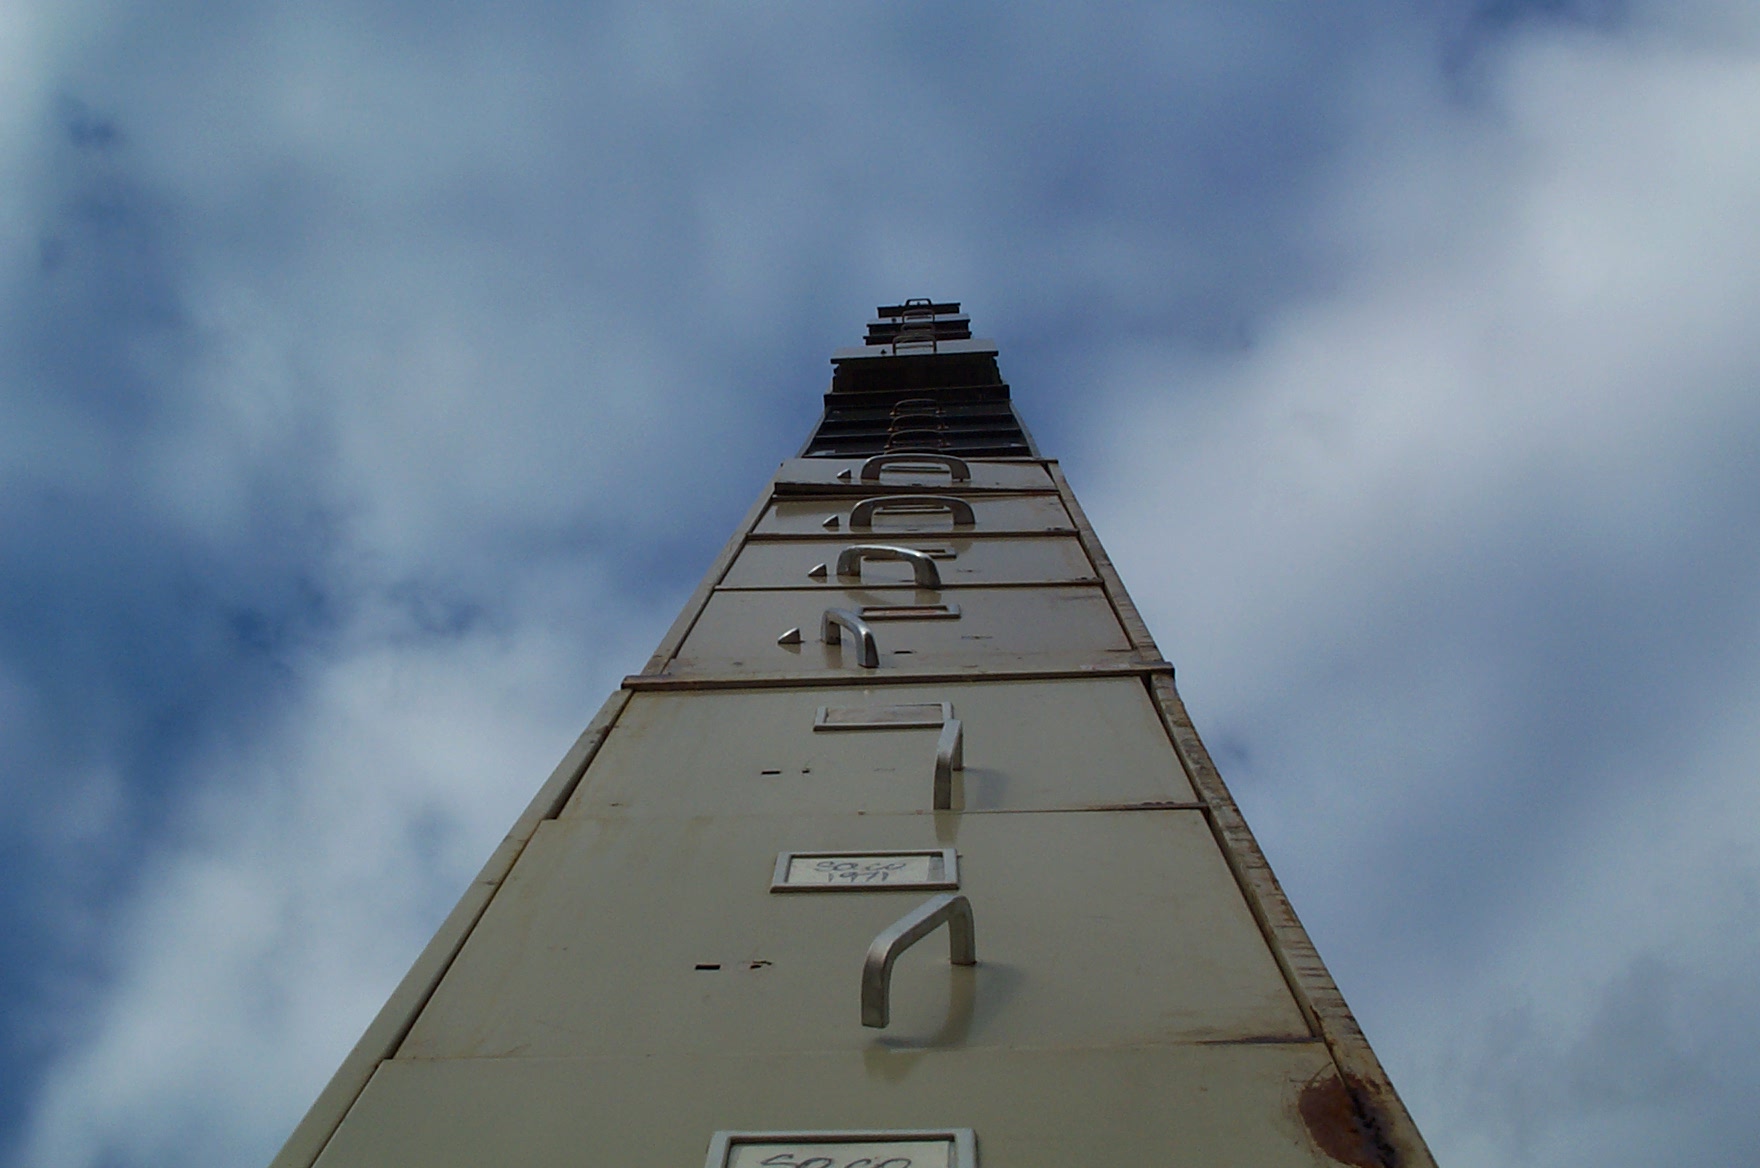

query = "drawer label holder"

[
  {"left": 860, "top": 603, "right": 960, "bottom": 621},
  {"left": 814, "top": 702, "right": 952, "bottom": 731},
  {"left": 771, "top": 849, "right": 960, "bottom": 892},
  {"left": 707, "top": 1129, "right": 976, "bottom": 1168}
]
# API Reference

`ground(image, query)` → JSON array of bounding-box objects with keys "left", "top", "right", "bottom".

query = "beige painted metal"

[
  {"left": 773, "top": 456, "right": 1054, "bottom": 491},
  {"left": 564, "top": 677, "right": 1196, "bottom": 815},
  {"left": 313, "top": 1044, "right": 1348, "bottom": 1168},
  {"left": 667, "top": 586, "right": 1135, "bottom": 679},
  {"left": 396, "top": 810, "right": 1308, "bottom": 1060},
  {"left": 752, "top": 493, "right": 1073, "bottom": 537},
  {"left": 719, "top": 535, "right": 1098, "bottom": 590}
]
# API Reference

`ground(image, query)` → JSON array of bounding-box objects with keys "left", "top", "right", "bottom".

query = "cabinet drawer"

[
  {"left": 773, "top": 456, "right": 1054, "bottom": 492},
  {"left": 397, "top": 811, "right": 1306, "bottom": 1060},
  {"left": 719, "top": 536, "right": 1097, "bottom": 590},
  {"left": 321, "top": 1045, "right": 1349, "bottom": 1168},
  {"left": 752, "top": 494, "right": 1073, "bottom": 538},
  {"left": 566, "top": 678, "right": 1196, "bottom": 816},
  {"left": 667, "top": 587, "right": 1135, "bottom": 679}
]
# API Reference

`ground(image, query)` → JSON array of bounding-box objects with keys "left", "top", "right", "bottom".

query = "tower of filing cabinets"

[{"left": 273, "top": 303, "right": 1437, "bottom": 1168}]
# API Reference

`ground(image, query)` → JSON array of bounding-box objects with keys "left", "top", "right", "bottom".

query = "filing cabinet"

[{"left": 277, "top": 304, "right": 1434, "bottom": 1168}]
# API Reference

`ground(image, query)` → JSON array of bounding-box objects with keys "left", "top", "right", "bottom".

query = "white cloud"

[
  {"left": 1437, "top": 685, "right": 1760, "bottom": 1166},
  {"left": 1081, "top": 17, "right": 1760, "bottom": 1167},
  {"left": 19, "top": 575, "right": 664, "bottom": 1168},
  {"left": 13, "top": 4, "right": 1760, "bottom": 1167}
]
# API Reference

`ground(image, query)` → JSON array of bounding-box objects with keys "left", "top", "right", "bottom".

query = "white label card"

[
  {"left": 726, "top": 1139, "right": 953, "bottom": 1168},
  {"left": 788, "top": 854, "right": 937, "bottom": 886},
  {"left": 771, "top": 849, "right": 958, "bottom": 893}
]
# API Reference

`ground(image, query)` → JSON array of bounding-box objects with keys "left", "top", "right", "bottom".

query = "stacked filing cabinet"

[{"left": 273, "top": 303, "right": 1437, "bottom": 1168}]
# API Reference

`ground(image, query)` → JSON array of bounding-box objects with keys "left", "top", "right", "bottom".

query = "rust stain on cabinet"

[{"left": 1299, "top": 1068, "right": 1402, "bottom": 1168}]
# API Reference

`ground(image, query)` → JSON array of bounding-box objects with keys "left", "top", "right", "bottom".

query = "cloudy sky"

[{"left": 5, "top": 2, "right": 1759, "bottom": 1165}]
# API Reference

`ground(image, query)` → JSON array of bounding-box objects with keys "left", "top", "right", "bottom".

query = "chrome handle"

[
  {"left": 859, "top": 453, "right": 972, "bottom": 482},
  {"left": 848, "top": 495, "right": 977, "bottom": 529},
  {"left": 861, "top": 893, "right": 977, "bottom": 1028},
  {"left": 933, "top": 718, "right": 963, "bottom": 810},
  {"left": 820, "top": 608, "right": 880, "bottom": 668},
  {"left": 835, "top": 544, "right": 942, "bottom": 589}
]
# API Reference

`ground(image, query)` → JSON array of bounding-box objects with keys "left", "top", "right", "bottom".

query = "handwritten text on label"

[
  {"left": 783, "top": 854, "right": 939, "bottom": 887},
  {"left": 726, "top": 1139, "right": 953, "bottom": 1168}
]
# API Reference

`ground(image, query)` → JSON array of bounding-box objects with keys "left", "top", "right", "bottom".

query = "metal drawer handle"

[
  {"left": 861, "top": 893, "right": 977, "bottom": 1028},
  {"left": 835, "top": 544, "right": 942, "bottom": 589},
  {"left": 859, "top": 453, "right": 972, "bottom": 482},
  {"left": 933, "top": 719, "right": 963, "bottom": 810},
  {"left": 849, "top": 495, "right": 977, "bottom": 529},
  {"left": 820, "top": 608, "right": 880, "bottom": 668}
]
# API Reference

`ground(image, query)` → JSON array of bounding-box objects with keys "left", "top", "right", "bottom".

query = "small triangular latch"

[
  {"left": 807, "top": 563, "right": 828, "bottom": 580},
  {"left": 836, "top": 468, "right": 853, "bottom": 481},
  {"left": 777, "top": 627, "right": 804, "bottom": 646},
  {"left": 822, "top": 515, "right": 841, "bottom": 530}
]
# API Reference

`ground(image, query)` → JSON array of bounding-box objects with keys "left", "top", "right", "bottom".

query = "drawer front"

[
  {"left": 719, "top": 536, "right": 1098, "bottom": 590},
  {"left": 566, "top": 678, "right": 1196, "bottom": 816},
  {"left": 752, "top": 494, "right": 1074, "bottom": 537},
  {"left": 773, "top": 457, "right": 1054, "bottom": 491},
  {"left": 668, "top": 587, "right": 1135, "bottom": 679},
  {"left": 397, "top": 811, "right": 1306, "bottom": 1060},
  {"left": 320, "top": 1046, "right": 1349, "bottom": 1168}
]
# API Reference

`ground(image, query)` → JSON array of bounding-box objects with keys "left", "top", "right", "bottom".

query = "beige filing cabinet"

[{"left": 276, "top": 304, "right": 1436, "bottom": 1168}]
